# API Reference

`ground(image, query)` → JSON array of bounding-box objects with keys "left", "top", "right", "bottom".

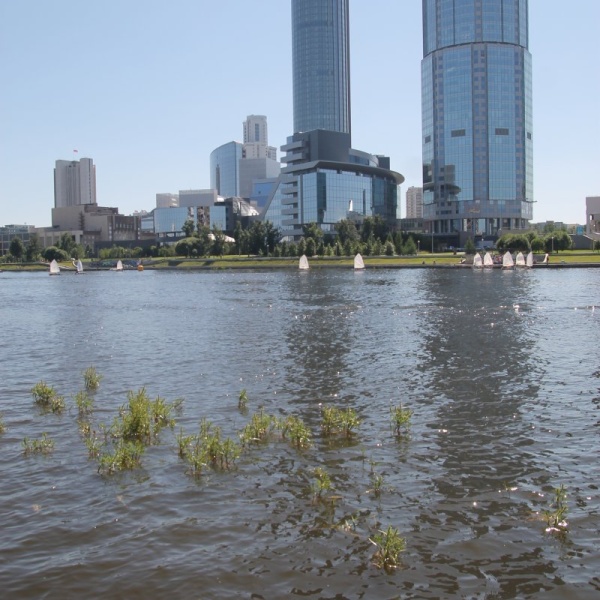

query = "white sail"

[
  {"left": 515, "top": 251, "right": 526, "bottom": 267},
  {"left": 116, "top": 260, "right": 123, "bottom": 271},
  {"left": 354, "top": 253, "right": 365, "bottom": 270},
  {"left": 526, "top": 251, "right": 534, "bottom": 268},
  {"left": 76, "top": 259, "right": 84, "bottom": 274},
  {"left": 299, "top": 255, "right": 309, "bottom": 270},
  {"left": 49, "top": 259, "right": 60, "bottom": 275},
  {"left": 502, "top": 252, "right": 515, "bottom": 269},
  {"left": 483, "top": 252, "right": 494, "bottom": 267},
  {"left": 473, "top": 253, "right": 483, "bottom": 268}
]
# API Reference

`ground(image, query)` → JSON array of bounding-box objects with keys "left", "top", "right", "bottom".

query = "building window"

[
  {"left": 495, "top": 128, "right": 509, "bottom": 135},
  {"left": 451, "top": 129, "right": 466, "bottom": 137},
  {"left": 425, "top": 135, "right": 432, "bottom": 143}
]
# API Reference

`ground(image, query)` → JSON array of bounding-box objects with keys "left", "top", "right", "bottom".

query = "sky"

[{"left": 1, "top": 0, "right": 599, "bottom": 227}]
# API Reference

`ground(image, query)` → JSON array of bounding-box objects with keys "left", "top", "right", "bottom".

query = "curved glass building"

[
  {"left": 422, "top": 0, "right": 533, "bottom": 239},
  {"left": 292, "top": 0, "right": 351, "bottom": 135},
  {"left": 210, "top": 141, "right": 243, "bottom": 198}
]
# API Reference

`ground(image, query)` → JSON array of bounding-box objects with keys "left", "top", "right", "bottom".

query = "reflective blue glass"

[
  {"left": 292, "top": 0, "right": 350, "bottom": 134},
  {"left": 210, "top": 142, "right": 242, "bottom": 198}
]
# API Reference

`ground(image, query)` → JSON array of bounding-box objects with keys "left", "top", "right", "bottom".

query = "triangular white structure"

[
  {"left": 473, "top": 252, "right": 483, "bottom": 268},
  {"left": 353, "top": 253, "right": 365, "bottom": 270},
  {"left": 502, "top": 252, "right": 515, "bottom": 269},
  {"left": 299, "top": 255, "right": 309, "bottom": 270},
  {"left": 49, "top": 259, "right": 60, "bottom": 275},
  {"left": 484, "top": 252, "right": 494, "bottom": 267}
]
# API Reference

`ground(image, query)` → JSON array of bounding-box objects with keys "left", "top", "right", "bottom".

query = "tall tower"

[
  {"left": 54, "top": 157, "right": 97, "bottom": 208},
  {"left": 291, "top": 0, "right": 351, "bottom": 135},
  {"left": 421, "top": 0, "right": 533, "bottom": 239}
]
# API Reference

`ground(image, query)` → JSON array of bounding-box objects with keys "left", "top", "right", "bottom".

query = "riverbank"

[{"left": 3, "top": 252, "right": 600, "bottom": 272}]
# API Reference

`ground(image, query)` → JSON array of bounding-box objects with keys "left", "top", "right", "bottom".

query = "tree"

[
  {"left": 57, "top": 232, "right": 76, "bottom": 255},
  {"left": 26, "top": 234, "right": 41, "bottom": 261},
  {"left": 211, "top": 226, "right": 227, "bottom": 257},
  {"left": 403, "top": 237, "right": 417, "bottom": 256},
  {"left": 302, "top": 222, "right": 324, "bottom": 244},
  {"left": 595, "top": 240, "right": 600, "bottom": 253},
  {"left": 335, "top": 219, "right": 360, "bottom": 245},
  {"left": 182, "top": 219, "right": 195, "bottom": 238},
  {"left": 360, "top": 215, "right": 389, "bottom": 243},
  {"left": 42, "top": 246, "right": 69, "bottom": 262},
  {"left": 233, "top": 222, "right": 243, "bottom": 255},
  {"left": 196, "top": 226, "right": 212, "bottom": 256},
  {"left": 305, "top": 237, "right": 316, "bottom": 257},
  {"left": 9, "top": 237, "right": 25, "bottom": 262},
  {"left": 264, "top": 221, "right": 281, "bottom": 256},
  {"left": 464, "top": 238, "right": 476, "bottom": 255},
  {"left": 545, "top": 230, "right": 571, "bottom": 252},
  {"left": 175, "top": 238, "right": 194, "bottom": 257}
]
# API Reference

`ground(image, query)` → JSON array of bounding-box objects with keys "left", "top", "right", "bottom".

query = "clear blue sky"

[{"left": 1, "top": 1, "right": 598, "bottom": 227}]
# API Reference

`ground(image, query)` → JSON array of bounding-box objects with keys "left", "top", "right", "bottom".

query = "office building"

[
  {"left": 422, "top": 0, "right": 533, "bottom": 240},
  {"left": 210, "top": 141, "right": 243, "bottom": 197},
  {"left": 292, "top": 0, "right": 351, "bottom": 135},
  {"left": 262, "top": 0, "right": 402, "bottom": 239},
  {"left": 54, "top": 157, "right": 97, "bottom": 208},
  {"left": 156, "top": 193, "right": 179, "bottom": 209},
  {"left": 406, "top": 187, "right": 423, "bottom": 219}
]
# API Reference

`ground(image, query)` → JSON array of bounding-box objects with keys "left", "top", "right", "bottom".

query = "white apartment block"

[
  {"left": 54, "top": 157, "right": 96, "bottom": 208},
  {"left": 406, "top": 186, "right": 423, "bottom": 219}
]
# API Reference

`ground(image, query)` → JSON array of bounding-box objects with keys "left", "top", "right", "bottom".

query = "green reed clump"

[
  {"left": 0, "top": 413, "right": 5, "bottom": 434},
  {"left": 370, "top": 472, "right": 384, "bottom": 497},
  {"left": 74, "top": 390, "right": 94, "bottom": 415},
  {"left": 22, "top": 433, "right": 55, "bottom": 455},
  {"left": 31, "top": 381, "right": 65, "bottom": 413},
  {"left": 370, "top": 525, "right": 406, "bottom": 570},
  {"left": 390, "top": 404, "right": 413, "bottom": 436},
  {"left": 113, "top": 388, "right": 175, "bottom": 443},
  {"left": 542, "top": 483, "right": 568, "bottom": 531},
  {"left": 98, "top": 439, "right": 145, "bottom": 475},
  {"left": 178, "top": 419, "right": 241, "bottom": 477},
  {"left": 321, "top": 405, "right": 360, "bottom": 438},
  {"left": 240, "top": 408, "right": 277, "bottom": 446},
  {"left": 311, "top": 466, "right": 332, "bottom": 500},
  {"left": 238, "top": 389, "right": 248, "bottom": 411},
  {"left": 280, "top": 414, "right": 312, "bottom": 449},
  {"left": 83, "top": 366, "right": 103, "bottom": 391}
]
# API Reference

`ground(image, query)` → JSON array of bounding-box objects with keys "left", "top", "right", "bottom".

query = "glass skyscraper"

[
  {"left": 292, "top": 0, "right": 351, "bottom": 135},
  {"left": 422, "top": 0, "right": 533, "bottom": 239}
]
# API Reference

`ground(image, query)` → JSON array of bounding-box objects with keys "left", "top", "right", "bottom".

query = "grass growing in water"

[
  {"left": 280, "top": 414, "right": 312, "bottom": 449},
  {"left": 390, "top": 404, "right": 413, "bottom": 437},
  {"left": 23, "top": 433, "right": 55, "bottom": 455},
  {"left": 370, "top": 525, "right": 406, "bottom": 570},
  {"left": 178, "top": 418, "right": 241, "bottom": 477},
  {"left": 542, "top": 484, "right": 568, "bottom": 531},
  {"left": 238, "top": 389, "right": 248, "bottom": 411},
  {"left": 0, "top": 413, "right": 5, "bottom": 434},
  {"left": 74, "top": 390, "right": 94, "bottom": 415},
  {"left": 113, "top": 388, "right": 175, "bottom": 443},
  {"left": 31, "top": 381, "right": 65, "bottom": 413},
  {"left": 98, "top": 439, "right": 145, "bottom": 475},
  {"left": 311, "top": 467, "right": 332, "bottom": 501},
  {"left": 240, "top": 408, "right": 277, "bottom": 446},
  {"left": 321, "top": 405, "right": 360, "bottom": 438},
  {"left": 83, "top": 366, "right": 103, "bottom": 391}
]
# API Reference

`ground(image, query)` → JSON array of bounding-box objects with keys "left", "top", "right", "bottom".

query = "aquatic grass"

[
  {"left": 22, "top": 433, "right": 55, "bottom": 455},
  {"left": 98, "top": 439, "right": 145, "bottom": 475},
  {"left": 84, "top": 431, "right": 103, "bottom": 459},
  {"left": 311, "top": 467, "right": 332, "bottom": 501},
  {"left": 238, "top": 389, "right": 248, "bottom": 411},
  {"left": 240, "top": 408, "right": 277, "bottom": 446},
  {"left": 0, "top": 413, "right": 5, "bottom": 434},
  {"left": 542, "top": 484, "right": 568, "bottom": 531},
  {"left": 31, "top": 381, "right": 65, "bottom": 413},
  {"left": 74, "top": 390, "right": 94, "bottom": 415},
  {"left": 320, "top": 405, "right": 360, "bottom": 438},
  {"left": 113, "top": 388, "right": 175, "bottom": 443},
  {"left": 370, "top": 472, "right": 384, "bottom": 497},
  {"left": 83, "top": 366, "right": 102, "bottom": 391},
  {"left": 390, "top": 404, "right": 413, "bottom": 437},
  {"left": 178, "top": 419, "right": 241, "bottom": 477},
  {"left": 280, "top": 414, "right": 312, "bottom": 449},
  {"left": 370, "top": 525, "right": 406, "bottom": 570}
]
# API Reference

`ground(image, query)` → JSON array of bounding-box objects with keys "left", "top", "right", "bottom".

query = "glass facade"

[
  {"left": 422, "top": 0, "right": 533, "bottom": 237},
  {"left": 292, "top": 0, "right": 351, "bottom": 134},
  {"left": 210, "top": 142, "right": 242, "bottom": 198},
  {"left": 154, "top": 207, "right": 190, "bottom": 235},
  {"left": 263, "top": 167, "right": 398, "bottom": 239}
]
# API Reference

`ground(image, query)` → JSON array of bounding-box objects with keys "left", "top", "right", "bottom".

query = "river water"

[{"left": 0, "top": 268, "right": 598, "bottom": 599}]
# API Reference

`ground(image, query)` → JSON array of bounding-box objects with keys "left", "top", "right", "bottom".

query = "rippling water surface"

[{"left": 1, "top": 268, "right": 599, "bottom": 599}]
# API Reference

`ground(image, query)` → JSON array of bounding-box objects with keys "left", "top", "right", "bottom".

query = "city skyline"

[{"left": 1, "top": 0, "right": 598, "bottom": 227}]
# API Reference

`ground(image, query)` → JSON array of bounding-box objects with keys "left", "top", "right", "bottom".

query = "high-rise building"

[
  {"left": 54, "top": 157, "right": 96, "bottom": 208},
  {"left": 210, "top": 141, "right": 243, "bottom": 197},
  {"left": 262, "top": 1, "right": 402, "bottom": 239},
  {"left": 421, "top": 0, "right": 533, "bottom": 240},
  {"left": 156, "top": 193, "right": 179, "bottom": 209},
  {"left": 406, "top": 186, "right": 423, "bottom": 219},
  {"left": 292, "top": 0, "right": 351, "bottom": 135}
]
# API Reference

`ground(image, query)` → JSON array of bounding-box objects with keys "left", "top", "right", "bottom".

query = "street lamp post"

[
  {"left": 417, "top": 240, "right": 420, "bottom": 254},
  {"left": 551, "top": 236, "right": 554, "bottom": 254}
]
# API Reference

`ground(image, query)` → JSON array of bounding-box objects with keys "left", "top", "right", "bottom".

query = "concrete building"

[
  {"left": 156, "top": 193, "right": 179, "bottom": 208},
  {"left": 586, "top": 196, "right": 600, "bottom": 236},
  {"left": 243, "top": 115, "right": 277, "bottom": 160},
  {"left": 0, "top": 224, "right": 36, "bottom": 256},
  {"left": 54, "top": 158, "right": 97, "bottom": 208},
  {"left": 422, "top": 0, "right": 533, "bottom": 242},
  {"left": 406, "top": 186, "right": 423, "bottom": 219}
]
